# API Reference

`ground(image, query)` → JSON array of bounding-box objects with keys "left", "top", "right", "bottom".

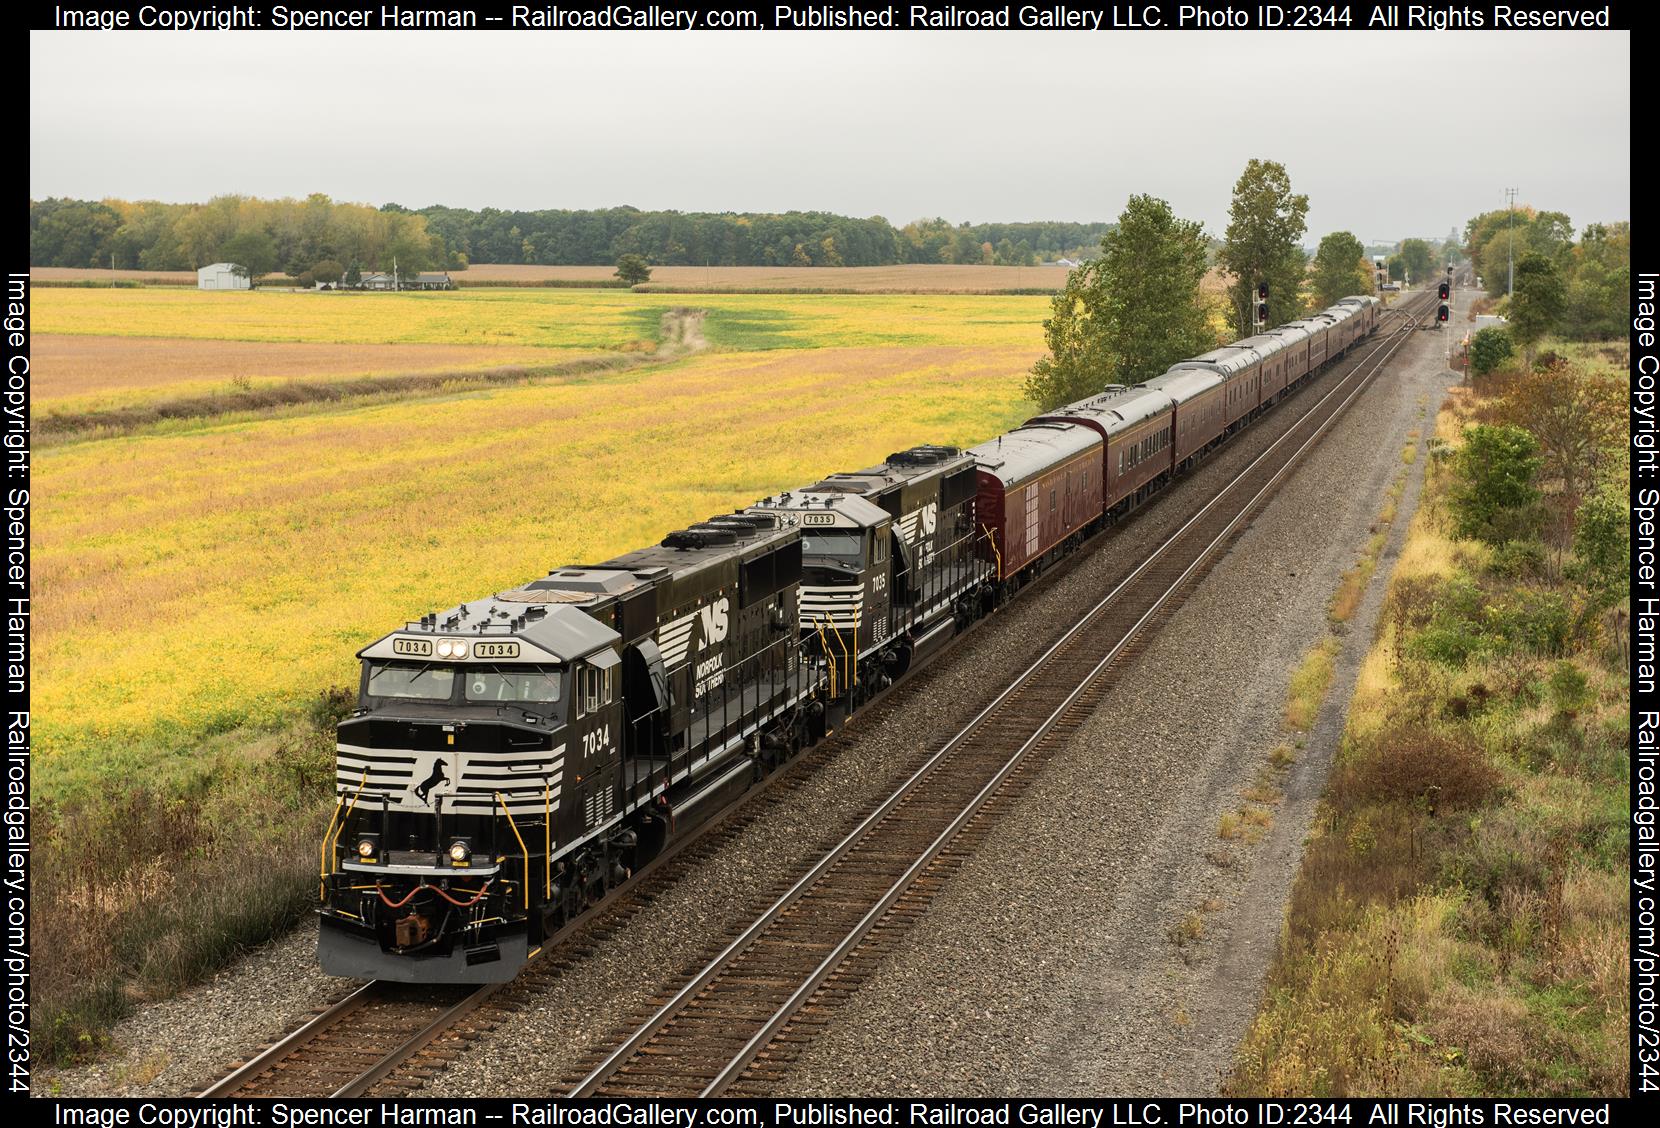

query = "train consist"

[{"left": 318, "top": 295, "right": 1382, "bottom": 982}]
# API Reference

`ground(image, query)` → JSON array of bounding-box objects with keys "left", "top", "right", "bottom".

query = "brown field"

[
  {"left": 33, "top": 266, "right": 198, "bottom": 284},
  {"left": 32, "top": 263, "right": 1070, "bottom": 291},
  {"left": 460, "top": 263, "right": 1072, "bottom": 290},
  {"left": 34, "top": 334, "right": 583, "bottom": 412}
]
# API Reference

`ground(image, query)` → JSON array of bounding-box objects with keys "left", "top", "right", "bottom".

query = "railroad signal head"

[
  {"left": 1437, "top": 303, "right": 1450, "bottom": 323},
  {"left": 1438, "top": 282, "right": 1450, "bottom": 300},
  {"left": 1256, "top": 301, "right": 1270, "bottom": 324},
  {"left": 1257, "top": 281, "right": 1269, "bottom": 301}
]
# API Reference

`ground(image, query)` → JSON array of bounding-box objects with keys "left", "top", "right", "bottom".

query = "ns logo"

[
  {"left": 697, "top": 598, "right": 730, "bottom": 650},
  {"left": 919, "top": 502, "right": 937, "bottom": 537}
]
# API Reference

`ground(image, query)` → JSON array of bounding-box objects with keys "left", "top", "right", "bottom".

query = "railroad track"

[
  {"left": 563, "top": 290, "right": 1436, "bottom": 1098},
  {"left": 199, "top": 291, "right": 1433, "bottom": 1099}
]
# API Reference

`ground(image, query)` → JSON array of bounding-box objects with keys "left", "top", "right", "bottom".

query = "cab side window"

[{"left": 577, "top": 664, "right": 615, "bottom": 717}]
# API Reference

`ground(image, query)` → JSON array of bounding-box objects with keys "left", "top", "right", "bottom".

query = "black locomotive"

[{"left": 318, "top": 296, "right": 1381, "bottom": 982}]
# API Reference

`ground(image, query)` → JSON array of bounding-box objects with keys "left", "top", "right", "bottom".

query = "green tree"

[
  {"left": 1568, "top": 481, "right": 1629, "bottom": 611},
  {"left": 1309, "top": 231, "right": 1369, "bottom": 308},
  {"left": 221, "top": 228, "right": 278, "bottom": 287},
  {"left": 1448, "top": 424, "right": 1544, "bottom": 546},
  {"left": 1509, "top": 252, "right": 1565, "bottom": 367},
  {"left": 1025, "top": 194, "right": 1215, "bottom": 410},
  {"left": 1218, "top": 159, "right": 1309, "bottom": 335},
  {"left": 311, "top": 260, "right": 345, "bottom": 286},
  {"left": 1467, "top": 326, "right": 1513, "bottom": 377},
  {"left": 614, "top": 253, "right": 651, "bottom": 285},
  {"left": 1396, "top": 238, "right": 1433, "bottom": 283}
]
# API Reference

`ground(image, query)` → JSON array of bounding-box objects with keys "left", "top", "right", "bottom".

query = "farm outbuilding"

[{"left": 197, "top": 263, "right": 250, "bottom": 290}]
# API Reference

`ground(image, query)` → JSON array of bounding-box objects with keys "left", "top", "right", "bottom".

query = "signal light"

[
  {"left": 1256, "top": 301, "right": 1269, "bottom": 324},
  {"left": 1437, "top": 304, "right": 1449, "bottom": 323},
  {"left": 1438, "top": 282, "right": 1450, "bottom": 300},
  {"left": 1257, "top": 281, "right": 1269, "bottom": 301}
]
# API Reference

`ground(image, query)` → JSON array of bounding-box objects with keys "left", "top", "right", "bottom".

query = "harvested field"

[
  {"left": 462, "top": 262, "right": 1071, "bottom": 291},
  {"left": 33, "top": 343, "right": 1039, "bottom": 792},
  {"left": 32, "top": 266, "right": 198, "bottom": 285},
  {"left": 34, "top": 335, "right": 589, "bottom": 413},
  {"left": 33, "top": 263, "right": 1235, "bottom": 294}
]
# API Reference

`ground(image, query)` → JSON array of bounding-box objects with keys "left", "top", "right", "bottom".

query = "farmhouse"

[
  {"left": 358, "top": 271, "right": 454, "bottom": 291},
  {"left": 197, "top": 262, "right": 250, "bottom": 290}
]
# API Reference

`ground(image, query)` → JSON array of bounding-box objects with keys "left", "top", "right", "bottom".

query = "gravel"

[
  {"left": 45, "top": 317, "right": 1451, "bottom": 1098},
  {"left": 37, "top": 925, "right": 357, "bottom": 1097},
  {"left": 779, "top": 317, "right": 1455, "bottom": 1095}
]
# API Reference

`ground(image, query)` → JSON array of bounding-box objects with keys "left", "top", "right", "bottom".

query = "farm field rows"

[{"left": 33, "top": 280, "right": 1047, "bottom": 798}]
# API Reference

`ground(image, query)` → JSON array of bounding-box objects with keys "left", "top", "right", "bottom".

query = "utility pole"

[{"left": 1504, "top": 186, "right": 1518, "bottom": 298}]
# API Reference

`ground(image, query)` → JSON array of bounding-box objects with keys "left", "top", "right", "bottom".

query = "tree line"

[
  {"left": 28, "top": 194, "right": 1112, "bottom": 275},
  {"left": 1023, "top": 161, "right": 1631, "bottom": 411},
  {"left": 1461, "top": 206, "right": 1629, "bottom": 340}
]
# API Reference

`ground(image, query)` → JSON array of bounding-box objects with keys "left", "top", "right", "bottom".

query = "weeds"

[{"left": 1228, "top": 346, "right": 1630, "bottom": 1097}]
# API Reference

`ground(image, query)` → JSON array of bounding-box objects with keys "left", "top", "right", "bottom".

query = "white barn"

[{"left": 197, "top": 262, "right": 250, "bottom": 290}]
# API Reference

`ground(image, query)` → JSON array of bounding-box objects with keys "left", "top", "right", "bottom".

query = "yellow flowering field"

[{"left": 35, "top": 342, "right": 1040, "bottom": 795}]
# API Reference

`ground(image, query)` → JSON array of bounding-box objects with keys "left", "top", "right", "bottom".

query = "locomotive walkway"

[{"left": 197, "top": 289, "right": 1435, "bottom": 1099}]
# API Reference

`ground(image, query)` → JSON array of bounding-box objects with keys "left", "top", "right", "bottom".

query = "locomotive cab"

[
  {"left": 747, "top": 492, "right": 894, "bottom": 679},
  {"left": 319, "top": 603, "right": 625, "bottom": 983}
]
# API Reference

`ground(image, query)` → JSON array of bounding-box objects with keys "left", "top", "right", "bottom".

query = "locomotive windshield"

[
  {"left": 365, "top": 662, "right": 456, "bottom": 700},
  {"left": 464, "top": 665, "right": 563, "bottom": 704},
  {"left": 800, "top": 531, "right": 862, "bottom": 564}
]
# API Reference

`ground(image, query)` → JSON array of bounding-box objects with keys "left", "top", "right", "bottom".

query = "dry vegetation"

[
  {"left": 466, "top": 262, "right": 1072, "bottom": 291},
  {"left": 34, "top": 335, "right": 582, "bottom": 413},
  {"left": 33, "top": 262, "right": 1074, "bottom": 292},
  {"left": 1228, "top": 349, "right": 1629, "bottom": 1097}
]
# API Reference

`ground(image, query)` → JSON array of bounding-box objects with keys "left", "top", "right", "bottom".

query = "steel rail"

[
  {"left": 571, "top": 291, "right": 1433, "bottom": 1097},
  {"left": 697, "top": 290, "right": 1433, "bottom": 1095},
  {"left": 204, "top": 293, "right": 1429, "bottom": 1100}
]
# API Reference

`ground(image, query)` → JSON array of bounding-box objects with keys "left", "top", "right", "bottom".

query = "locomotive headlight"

[
  {"left": 447, "top": 840, "right": 472, "bottom": 864},
  {"left": 437, "top": 640, "right": 453, "bottom": 658},
  {"left": 356, "top": 838, "right": 376, "bottom": 858},
  {"left": 451, "top": 640, "right": 468, "bottom": 659},
  {"left": 437, "top": 639, "right": 467, "bottom": 659}
]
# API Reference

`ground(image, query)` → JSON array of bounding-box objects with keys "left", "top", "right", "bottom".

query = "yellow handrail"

[
  {"left": 813, "top": 615, "right": 838, "bottom": 697},
  {"left": 980, "top": 523, "right": 1002, "bottom": 581},
  {"left": 543, "top": 779, "right": 552, "bottom": 900},
  {"left": 319, "top": 770, "right": 368, "bottom": 901},
  {"left": 838, "top": 611, "right": 855, "bottom": 691},
  {"left": 496, "top": 792, "right": 531, "bottom": 911}
]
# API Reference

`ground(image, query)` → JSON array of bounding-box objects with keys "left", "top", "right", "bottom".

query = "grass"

[
  {"left": 1227, "top": 358, "right": 1630, "bottom": 1097},
  {"left": 1285, "top": 637, "right": 1343, "bottom": 730}
]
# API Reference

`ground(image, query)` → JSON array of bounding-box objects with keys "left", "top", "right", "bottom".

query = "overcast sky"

[{"left": 30, "top": 30, "right": 1629, "bottom": 244}]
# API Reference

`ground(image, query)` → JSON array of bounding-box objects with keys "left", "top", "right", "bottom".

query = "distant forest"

[{"left": 28, "top": 194, "right": 1113, "bottom": 275}]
